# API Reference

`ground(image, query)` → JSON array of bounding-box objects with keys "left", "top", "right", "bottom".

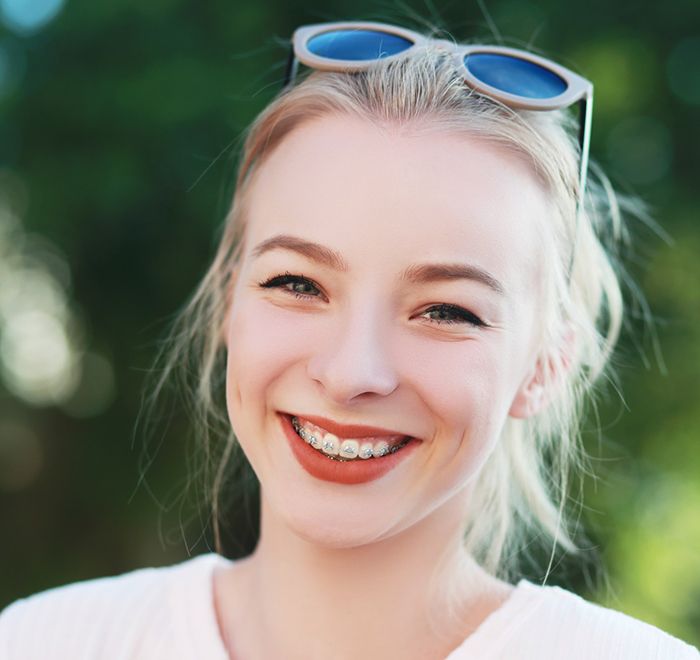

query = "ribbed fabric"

[
  {"left": 445, "top": 579, "right": 699, "bottom": 659},
  {"left": 0, "top": 554, "right": 230, "bottom": 660},
  {"left": 1, "top": 553, "right": 697, "bottom": 659}
]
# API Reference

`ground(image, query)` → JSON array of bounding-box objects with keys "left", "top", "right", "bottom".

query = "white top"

[{"left": 0, "top": 553, "right": 697, "bottom": 659}]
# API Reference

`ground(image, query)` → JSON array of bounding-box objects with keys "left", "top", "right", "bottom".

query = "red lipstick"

[
  {"left": 279, "top": 413, "right": 418, "bottom": 485},
  {"left": 289, "top": 413, "right": 410, "bottom": 440}
]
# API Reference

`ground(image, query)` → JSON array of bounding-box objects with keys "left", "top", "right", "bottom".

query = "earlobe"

[
  {"left": 509, "top": 323, "right": 577, "bottom": 420},
  {"left": 509, "top": 360, "right": 548, "bottom": 419}
]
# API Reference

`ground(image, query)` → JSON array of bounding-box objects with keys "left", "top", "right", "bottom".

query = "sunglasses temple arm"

[
  {"left": 568, "top": 92, "right": 593, "bottom": 283},
  {"left": 578, "top": 92, "right": 593, "bottom": 205},
  {"left": 283, "top": 45, "right": 299, "bottom": 88}
]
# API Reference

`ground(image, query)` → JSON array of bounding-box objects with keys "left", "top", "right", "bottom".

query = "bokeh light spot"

[
  {"left": 0, "top": 261, "right": 70, "bottom": 324},
  {"left": 0, "top": 175, "right": 86, "bottom": 407},
  {"left": 0, "top": 309, "right": 79, "bottom": 405},
  {"left": 573, "top": 35, "right": 657, "bottom": 119},
  {"left": 0, "top": 0, "right": 65, "bottom": 34},
  {"left": 667, "top": 37, "right": 700, "bottom": 105}
]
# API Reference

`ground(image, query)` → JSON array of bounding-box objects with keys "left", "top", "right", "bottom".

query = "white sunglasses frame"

[{"left": 283, "top": 21, "right": 594, "bottom": 276}]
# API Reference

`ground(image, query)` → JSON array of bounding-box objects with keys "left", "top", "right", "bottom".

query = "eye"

[
  {"left": 420, "top": 303, "right": 487, "bottom": 327},
  {"left": 257, "top": 272, "right": 323, "bottom": 301}
]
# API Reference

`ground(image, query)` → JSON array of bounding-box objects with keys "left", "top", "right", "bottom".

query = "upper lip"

[{"left": 286, "top": 412, "right": 413, "bottom": 440}]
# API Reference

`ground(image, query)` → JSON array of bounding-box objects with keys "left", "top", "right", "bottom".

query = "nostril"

[
  {"left": 307, "top": 360, "right": 399, "bottom": 403},
  {"left": 305, "top": 324, "right": 400, "bottom": 402}
]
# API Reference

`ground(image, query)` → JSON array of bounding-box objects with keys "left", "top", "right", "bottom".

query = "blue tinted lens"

[
  {"left": 465, "top": 53, "right": 567, "bottom": 99},
  {"left": 307, "top": 29, "right": 414, "bottom": 61}
]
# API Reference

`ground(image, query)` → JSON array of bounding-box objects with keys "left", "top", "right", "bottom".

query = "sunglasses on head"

[{"left": 283, "top": 21, "right": 593, "bottom": 219}]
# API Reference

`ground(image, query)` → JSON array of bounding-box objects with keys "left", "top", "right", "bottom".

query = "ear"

[{"left": 509, "top": 323, "right": 576, "bottom": 419}]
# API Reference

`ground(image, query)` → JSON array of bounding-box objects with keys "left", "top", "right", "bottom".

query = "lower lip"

[{"left": 279, "top": 413, "right": 419, "bottom": 485}]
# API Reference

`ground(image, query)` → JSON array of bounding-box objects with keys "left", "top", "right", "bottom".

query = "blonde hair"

[{"left": 145, "top": 43, "right": 642, "bottom": 581}]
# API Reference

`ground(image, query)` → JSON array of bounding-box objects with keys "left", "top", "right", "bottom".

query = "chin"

[{"left": 279, "top": 502, "right": 391, "bottom": 550}]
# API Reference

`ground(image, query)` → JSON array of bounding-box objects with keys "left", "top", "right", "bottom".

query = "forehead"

[{"left": 244, "top": 115, "right": 549, "bottom": 292}]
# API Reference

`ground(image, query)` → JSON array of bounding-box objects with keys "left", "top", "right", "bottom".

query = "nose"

[{"left": 306, "top": 307, "right": 399, "bottom": 405}]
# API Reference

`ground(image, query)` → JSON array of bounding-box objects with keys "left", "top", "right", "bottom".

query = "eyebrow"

[
  {"left": 252, "top": 234, "right": 349, "bottom": 272},
  {"left": 251, "top": 234, "right": 505, "bottom": 295},
  {"left": 400, "top": 262, "right": 505, "bottom": 295}
]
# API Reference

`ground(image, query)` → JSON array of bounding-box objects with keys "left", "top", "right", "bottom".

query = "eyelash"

[
  {"left": 257, "top": 272, "right": 488, "bottom": 328},
  {"left": 259, "top": 272, "right": 322, "bottom": 302}
]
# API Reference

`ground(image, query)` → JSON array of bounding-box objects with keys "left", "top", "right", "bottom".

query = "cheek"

[
  {"left": 405, "top": 337, "right": 521, "bottom": 480},
  {"left": 403, "top": 338, "right": 512, "bottom": 436},
  {"left": 224, "top": 299, "right": 325, "bottom": 411}
]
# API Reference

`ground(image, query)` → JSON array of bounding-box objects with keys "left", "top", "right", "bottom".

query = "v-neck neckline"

[
  {"left": 201, "top": 554, "right": 545, "bottom": 660},
  {"left": 444, "top": 578, "right": 546, "bottom": 658}
]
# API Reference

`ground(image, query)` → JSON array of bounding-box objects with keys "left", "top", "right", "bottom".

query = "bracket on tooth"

[{"left": 291, "top": 416, "right": 408, "bottom": 460}]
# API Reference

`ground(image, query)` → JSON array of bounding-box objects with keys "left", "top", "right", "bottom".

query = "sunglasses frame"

[
  {"left": 290, "top": 22, "right": 591, "bottom": 108},
  {"left": 283, "top": 21, "right": 594, "bottom": 275}
]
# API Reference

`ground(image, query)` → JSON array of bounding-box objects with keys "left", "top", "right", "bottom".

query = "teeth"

[
  {"left": 359, "top": 443, "right": 374, "bottom": 459},
  {"left": 321, "top": 433, "right": 340, "bottom": 456},
  {"left": 291, "top": 416, "right": 410, "bottom": 462},
  {"left": 339, "top": 440, "right": 359, "bottom": 459},
  {"left": 293, "top": 419, "right": 323, "bottom": 449},
  {"left": 372, "top": 441, "right": 390, "bottom": 458}
]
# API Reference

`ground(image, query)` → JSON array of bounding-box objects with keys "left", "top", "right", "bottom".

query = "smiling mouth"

[{"left": 290, "top": 415, "right": 413, "bottom": 462}]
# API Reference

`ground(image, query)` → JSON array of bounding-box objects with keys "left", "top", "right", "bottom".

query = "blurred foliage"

[{"left": 0, "top": 0, "right": 698, "bottom": 648}]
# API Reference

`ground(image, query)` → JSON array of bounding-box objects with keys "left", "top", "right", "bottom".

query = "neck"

[{"left": 219, "top": 488, "right": 509, "bottom": 660}]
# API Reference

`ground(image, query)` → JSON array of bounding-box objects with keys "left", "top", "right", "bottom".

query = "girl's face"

[{"left": 225, "top": 115, "right": 550, "bottom": 547}]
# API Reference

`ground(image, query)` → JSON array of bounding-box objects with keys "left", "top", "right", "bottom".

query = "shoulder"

[
  {"left": 0, "top": 553, "right": 229, "bottom": 660},
  {"left": 507, "top": 580, "right": 699, "bottom": 659}
]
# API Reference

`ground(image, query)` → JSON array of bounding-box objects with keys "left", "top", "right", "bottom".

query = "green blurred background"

[{"left": 0, "top": 0, "right": 698, "bottom": 648}]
